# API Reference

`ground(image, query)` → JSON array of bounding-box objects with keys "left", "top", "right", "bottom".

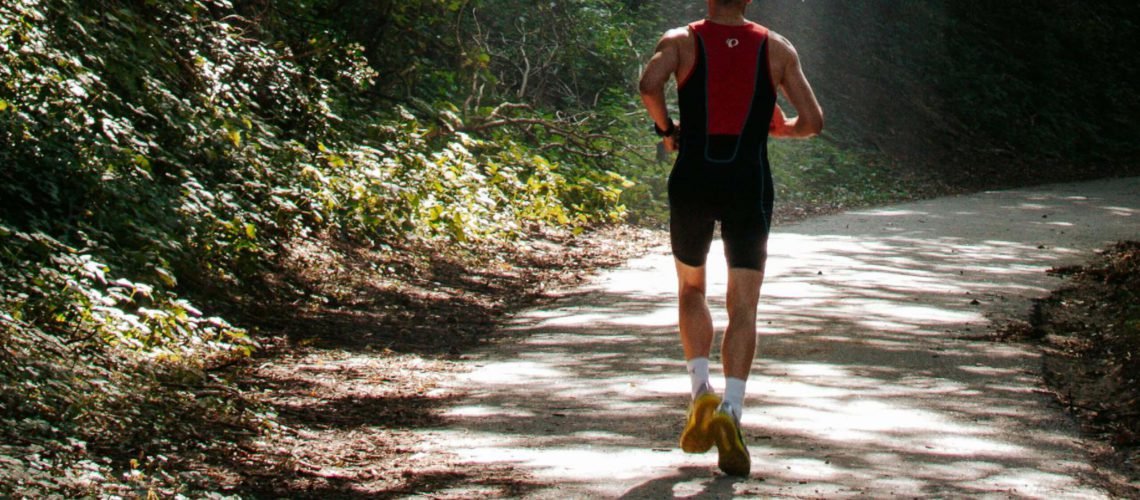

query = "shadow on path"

[{"left": 420, "top": 177, "right": 1139, "bottom": 498}]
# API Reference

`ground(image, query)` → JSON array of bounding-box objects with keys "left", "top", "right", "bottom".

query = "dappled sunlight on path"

[{"left": 418, "top": 177, "right": 1139, "bottom": 497}]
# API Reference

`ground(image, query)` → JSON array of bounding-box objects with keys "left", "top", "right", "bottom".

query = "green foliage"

[
  {"left": 769, "top": 140, "right": 934, "bottom": 211},
  {"left": 0, "top": 228, "right": 251, "bottom": 359},
  {"left": 1, "top": 0, "right": 633, "bottom": 494},
  {"left": 461, "top": 0, "right": 644, "bottom": 108},
  {"left": 325, "top": 112, "right": 628, "bottom": 242},
  {"left": 0, "top": 228, "right": 257, "bottom": 496},
  {"left": 937, "top": 1, "right": 1140, "bottom": 159}
]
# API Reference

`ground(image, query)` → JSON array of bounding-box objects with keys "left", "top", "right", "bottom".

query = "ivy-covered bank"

[{"left": 1, "top": 0, "right": 640, "bottom": 494}]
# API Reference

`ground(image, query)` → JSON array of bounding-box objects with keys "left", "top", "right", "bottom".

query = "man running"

[{"left": 638, "top": 0, "right": 823, "bottom": 477}]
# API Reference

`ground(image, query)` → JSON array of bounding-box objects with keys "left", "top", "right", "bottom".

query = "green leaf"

[
  {"left": 428, "top": 205, "right": 444, "bottom": 222},
  {"left": 154, "top": 268, "right": 177, "bottom": 288},
  {"left": 134, "top": 155, "right": 151, "bottom": 172}
]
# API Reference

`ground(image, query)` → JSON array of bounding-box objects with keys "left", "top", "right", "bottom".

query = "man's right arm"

[{"left": 640, "top": 30, "right": 684, "bottom": 151}]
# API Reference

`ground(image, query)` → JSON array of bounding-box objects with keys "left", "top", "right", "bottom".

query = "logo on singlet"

[{"left": 726, "top": 38, "right": 740, "bottom": 48}]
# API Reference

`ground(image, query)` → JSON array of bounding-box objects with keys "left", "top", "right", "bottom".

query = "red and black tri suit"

[{"left": 669, "top": 20, "right": 777, "bottom": 271}]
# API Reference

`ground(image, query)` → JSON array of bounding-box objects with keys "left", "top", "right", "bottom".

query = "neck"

[{"left": 707, "top": 5, "right": 747, "bottom": 25}]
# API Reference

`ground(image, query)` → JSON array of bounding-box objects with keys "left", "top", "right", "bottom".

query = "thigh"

[
  {"left": 720, "top": 210, "right": 769, "bottom": 271},
  {"left": 669, "top": 198, "right": 716, "bottom": 268},
  {"left": 719, "top": 179, "right": 773, "bottom": 271},
  {"left": 668, "top": 160, "right": 718, "bottom": 268}
]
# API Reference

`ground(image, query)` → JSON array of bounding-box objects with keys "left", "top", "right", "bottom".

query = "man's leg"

[
  {"left": 676, "top": 259, "right": 722, "bottom": 453},
  {"left": 722, "top": 267, "right": 764, "bottom": 384},
  {"left": 675, "top": 259, "right": 714, "bottom": 363},
  {"left": 708, "top": 266, "right": 763, "bottom": 476}
]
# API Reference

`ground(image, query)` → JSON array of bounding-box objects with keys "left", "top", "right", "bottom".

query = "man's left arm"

[{"left": 769, "top": 34, "right": 823, "bottom": 139}]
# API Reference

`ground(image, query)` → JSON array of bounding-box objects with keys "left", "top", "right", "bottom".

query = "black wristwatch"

[{"left": 654, "top": 120, "right": 677, "bottom": 138}]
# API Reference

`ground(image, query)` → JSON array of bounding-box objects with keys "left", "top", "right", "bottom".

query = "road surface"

[{"left": 420, "top": 177, "right": 1140, "bottom": 498}]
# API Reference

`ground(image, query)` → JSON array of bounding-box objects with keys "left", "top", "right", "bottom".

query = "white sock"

[
  {"left": 686, "top": 357, "right": 711, "bottom": 399},
  {"left": 724, "top": 377, "right": 747, "bottom": 421}
]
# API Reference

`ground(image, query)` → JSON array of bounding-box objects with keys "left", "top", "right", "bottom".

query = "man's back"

[
  {"left": 677, "top": 19, "right": 775, "bottom": 164},
  {"left": 643, "top": 21, "right": 821, "bottom": 143}
]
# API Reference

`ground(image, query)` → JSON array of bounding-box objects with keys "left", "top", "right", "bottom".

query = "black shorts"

[{"left": 667, "top": 155, "right": 774, "bottom": 271}]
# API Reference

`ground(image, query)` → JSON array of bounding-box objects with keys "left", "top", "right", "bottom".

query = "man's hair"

[{"left": 716, "top": 0, "right": 747, "bottom": 6}]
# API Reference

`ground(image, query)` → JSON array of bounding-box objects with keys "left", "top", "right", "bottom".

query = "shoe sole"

[
  {"left": 679, "top": 392, "right": 721, "bottom": 453},
  {"left": 710, "top": 412, "right": 750, "bottom": 477}
]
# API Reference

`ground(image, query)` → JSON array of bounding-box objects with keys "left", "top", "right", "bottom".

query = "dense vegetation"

[
  {"left": 1, "top": 0, "right": 641, "bottom": 494},
  {"left": 1, "top": 0, "right": 1137, "bottom": 495},
  {"left": 743, "top": 0, "right": 1140, "bottom": 181}
]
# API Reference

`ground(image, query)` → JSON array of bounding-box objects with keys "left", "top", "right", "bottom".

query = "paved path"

[{"left": 421, "top": 177, "right": 1139, "bottom": 498}]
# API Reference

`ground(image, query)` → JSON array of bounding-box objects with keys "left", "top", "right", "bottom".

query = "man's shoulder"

[
  {"left": 766, "top": 30, "right": 795, "bottom": 53},
  {"left": 661, "top": 25, "right": 693, "bottom": 42},
  {"left": 761, "top": 29, "right": 798, "bottom": 66},
  {"left": 653, "top": 25, "right": 693, "bottom": 51}
]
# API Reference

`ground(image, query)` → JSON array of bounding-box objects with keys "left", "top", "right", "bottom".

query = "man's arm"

[
  {"left": 769, "top": 33, "right": 823, "bottom": 139},
  {"left": 639, "top": 30, "right": 683, "bottom": 151}
]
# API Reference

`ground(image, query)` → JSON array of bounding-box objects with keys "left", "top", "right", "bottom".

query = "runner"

[{"left": 638, "top": 0, "right": 823, "bottom": 477}]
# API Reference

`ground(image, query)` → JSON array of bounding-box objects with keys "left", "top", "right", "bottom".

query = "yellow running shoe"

[
  {"left": 709, "top": 405, "right": 750, "bottom": 477},
  {"left": 680, "top": 391, "right": 721, "bottom": 453}
]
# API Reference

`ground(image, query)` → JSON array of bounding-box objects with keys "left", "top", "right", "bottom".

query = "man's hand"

[
  {"left": 663, "top": 120, "right": 680, "bottom": 152},
  {"left": 769, "top": 104, "right": 789, "bottom": 136}
]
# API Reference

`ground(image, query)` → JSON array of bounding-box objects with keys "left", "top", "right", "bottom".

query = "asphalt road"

[{"left": 421, "top": 176, "right": 1140, "bottom": 498}]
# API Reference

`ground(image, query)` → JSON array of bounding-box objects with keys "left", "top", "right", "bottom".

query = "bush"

[{"left": 0, "top": 0, "right": 631, "bottom": 494}]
